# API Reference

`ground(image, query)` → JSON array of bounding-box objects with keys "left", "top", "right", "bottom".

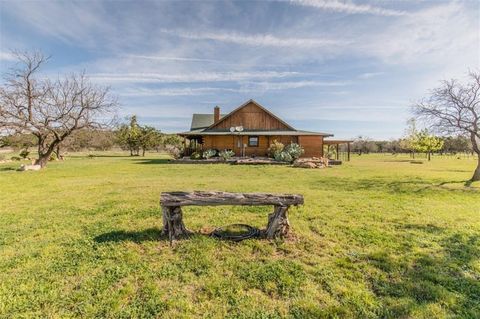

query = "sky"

[{"left": 0, "top": 0, "right": 479, "bottom": 139}]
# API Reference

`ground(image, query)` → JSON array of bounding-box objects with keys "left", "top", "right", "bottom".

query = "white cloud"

[
  {"left": 90, "top": 71, "right": 301, "bottom": 84},
  {"left": 118, "top": 80, "right": 347, "bottom": 97},
  {"left": 160, "top": 29, "right": 345, "bottom": 48},
  {"left": 0, "top": 52, "right": 16, "bottom": 61},
  {"left": 123, "top": 54, "right": 220, "bottom": 64},
  {"left": 2, "top": 1, "right": 113, "bottom": 47},
  {"left": 290, "top": 0, "right": 406, "bottom": 16},
  {"left": 358, "top": 72, "right": 384, "bottom": 79},
  {"left": 120, "top": 87, "right": 235, "bottom": 97},
  {"left": 240, "top": 80, "right": 348, "bottom": 91},
  {"left": 363, "top": 2, "right": 478, "bottom": 67}
]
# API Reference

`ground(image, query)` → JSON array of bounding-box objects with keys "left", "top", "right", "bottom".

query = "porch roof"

[
  {"left": 323, "top": 139, "right": 353, "bottom": 145},
  {"left": 178, "top": 129, "right": 333, "bottom": 137}
]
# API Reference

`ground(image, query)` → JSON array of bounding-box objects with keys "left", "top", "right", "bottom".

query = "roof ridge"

[{"left": 204, "top": 99, "right": 295, "bottom": 131}]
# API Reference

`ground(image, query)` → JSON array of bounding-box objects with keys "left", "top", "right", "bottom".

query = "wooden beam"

[{"left": 161, "top": 191, "right": 304, "bottom": 207}]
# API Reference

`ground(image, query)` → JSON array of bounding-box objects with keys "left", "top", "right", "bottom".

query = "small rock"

[
  {"left": 293, "top": 161, "right": 317, "bottom": 168},
  {"left": 19, "top": 164, "right": 42, "bottom": 171}
]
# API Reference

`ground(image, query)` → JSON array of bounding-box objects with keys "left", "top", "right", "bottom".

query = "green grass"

[{"left": 0, "top": 153, "right": 479, "bottom": 318}]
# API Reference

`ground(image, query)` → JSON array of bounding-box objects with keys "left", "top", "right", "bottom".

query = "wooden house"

[{"left": 179, "top": 99, "right": 335, "bottom": 158}]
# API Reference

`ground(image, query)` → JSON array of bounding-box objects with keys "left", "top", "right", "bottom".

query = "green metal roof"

[{"left": 190, "top": 114, "right": 225, "bottom": 130}]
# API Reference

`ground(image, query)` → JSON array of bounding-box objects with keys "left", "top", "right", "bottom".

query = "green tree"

[
  {"left": 162, "top": 134, "right": 183, "bottom": 149},
  {"left": 116, "top": 116, "right": 142, "bottom": 156},
  {"left": 139, "top": 126, "right": 162, "bottom": 156},
  {"left": 400, "top": 118, "right": 418, "bottom": 158},
  {"left": 116, "top": 116, "right": 163, "bottom": 156},
  {"left": 412, "top": 130, "right": 444, "bottom": 161}
]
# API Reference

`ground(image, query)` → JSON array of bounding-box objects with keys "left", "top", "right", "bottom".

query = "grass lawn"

[{"left": 0, "top": 153, "right": 479, "bottom": 318}]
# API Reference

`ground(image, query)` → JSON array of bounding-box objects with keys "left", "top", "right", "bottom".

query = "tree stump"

[
  {"left": 265, "top": 205, "right": 290, "bottom": 239},
  {"left": 161, "top": 206, "right": 192, "bottom": 240}
]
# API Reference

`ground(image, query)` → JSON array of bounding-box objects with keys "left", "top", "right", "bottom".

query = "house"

[{"left": 179, "top": 99, "right": 341, "bottom": 158}]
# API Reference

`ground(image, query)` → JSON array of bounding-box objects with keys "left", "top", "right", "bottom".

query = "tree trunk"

[
  {"left": 35, "top": 149, "right": 54, "bottom": 168},
  {"left": 54, "top": 145, "right": 63, "bottom": 160},
  {"left": 161, "top": 206, "right": 192, "bottom": 240},
  {"left": 142, "top": 148, "right": 145, "bottom": 156},
  {"left": 471, "top": 153, "right": 480, "bottom": 182},
  {"left": 470, "top": 134, "right": 480, "bottom": 182},
  {"left": 427, "top": 152, "right": 431, "bottom": 161},
  {"left": 265, "top": 205, "right": 290, "bottom": 239},
  {"left": 34, "top": 137, "right": 61, "bottom": 168}
]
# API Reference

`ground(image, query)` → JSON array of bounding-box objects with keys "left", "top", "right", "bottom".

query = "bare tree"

[
  {"left": 0, "top": 51, "right": 117, "bottom": 168},
  {"left": 414, "top": 72, "right": 480, "bottom": 181}
]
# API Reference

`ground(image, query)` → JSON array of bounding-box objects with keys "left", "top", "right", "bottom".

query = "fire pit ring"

[{"left": 211, "top": 224, "right": 259, "bottom": 241}]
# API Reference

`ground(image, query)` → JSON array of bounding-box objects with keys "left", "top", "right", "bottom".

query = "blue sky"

[{"left": 0, "top": 0, "right": 478, "bottom": 139}]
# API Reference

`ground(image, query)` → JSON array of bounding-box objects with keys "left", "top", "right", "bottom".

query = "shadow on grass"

[
  {"left": 94, "top": 228, "right": 164, "bottom": 243},
  {"left": 94, "top": 227, "right": 266, "bottom": 244},
  {"left": 69, "top": 154, "right": 129, "bottom": 158},
  {"left": 419, "top": 180, "right": 479, "bottom": 191},
  {"left": 131, "top": 158, "right": 172, "bottom": 165},
  {"left": 0, "top": 167, "right": 16, "bottom": 171},
  {"left": 367, "top": 233, "right": 480, "bottom": 317},
  {"left": 381, "top": 159, "right": 417, "bottom": 163},
  {"left": 311, "top": 177, "right": 478, "bottom": 195}
]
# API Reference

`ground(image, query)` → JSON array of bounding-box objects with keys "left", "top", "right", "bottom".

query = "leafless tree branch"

[
  {"left": 413, "top": 71, "right": 480, "bottom": 181},
  {"left": 0, "top": 51, "right": 118, "bottom": 168}
]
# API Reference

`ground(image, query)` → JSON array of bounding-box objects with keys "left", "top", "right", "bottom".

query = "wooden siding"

[
  {"left": 203, "top": 135, "right": 269, "bottom": 156},
  {"left": 201, "top": 135, "right": 322, "bottom": 157},
  {"left": 210, "top": 102, "right": 292, "bottom": 130},
  {"left": 298, "top": 136, "right": 324, "bottom": 157}
]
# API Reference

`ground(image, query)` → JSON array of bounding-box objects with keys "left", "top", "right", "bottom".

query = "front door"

[{"left": 234, "top": 135, "right": 244, "bottom": 157}]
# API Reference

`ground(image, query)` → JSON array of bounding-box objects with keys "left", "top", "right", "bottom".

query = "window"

[{"left": 248, "top": 136, "right": 259, "bottom": 147}]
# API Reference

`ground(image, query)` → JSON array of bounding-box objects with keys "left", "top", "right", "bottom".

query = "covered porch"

[
  {"left": 323, "top": 140, "right": 353, "bottom": 162},
  {"left": 181, "top": 135, "right": 203, "bottom": 156}
]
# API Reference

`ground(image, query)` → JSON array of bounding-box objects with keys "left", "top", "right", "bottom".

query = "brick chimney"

[{"left": 214, "top": 106, "right": 220, "bottom": 124}]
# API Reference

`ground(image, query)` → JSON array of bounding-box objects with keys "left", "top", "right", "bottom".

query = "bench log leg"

[
  {"left": 265, "top": 205, "right": 290, "bottom": 239},
  {"left": 161, "top": 206, "right": 192, "bottom": 240}
]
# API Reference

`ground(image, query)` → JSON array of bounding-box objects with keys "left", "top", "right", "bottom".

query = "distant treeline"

[
  {"left": 343, "top": 135, "right": 473, "bottom": 156},
  {"left": 0, "top": 118, "right": 184, "bottom": 159}
]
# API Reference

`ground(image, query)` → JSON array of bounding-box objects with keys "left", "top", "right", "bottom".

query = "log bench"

[{"left": 160, "top": 191, "right": 304, "bottom": 240}]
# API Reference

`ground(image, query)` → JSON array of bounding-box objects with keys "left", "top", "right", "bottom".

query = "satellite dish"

[
  {"left": 236, "top": 126, "right": 244, "bottom": 132},
  {"left": 229, "top": 127, "right": 235, "bottom": 133}
]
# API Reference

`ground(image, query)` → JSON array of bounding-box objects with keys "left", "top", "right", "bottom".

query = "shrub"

[
  {"left": 271, "top": 142, "right": 304, "bottom": 163},
  {"left": 49, "top": 153, "right": 57, "bottom": 161},
  {"left": 268, "top": 140, "right": 284, "bottom": 158},
  {"left": 19, "top": 149, "right": 30, "bottom": 159},
  {"left": 190, "top": 151, "right": 202, "bottom": 160},
  {"left": 165, "top": 145, "right": 182, "bottom": 159},
  {"left": 285, "top": 143, "right": 304, "bottom": 160},
  {"left": 219, "top": 149, "right": 235, "bottom": 160},
  {"left": 203, "top": 149, "right": 217, "bottom": 159},
  {"left": 274, "top": 151, "right": 293, "bottom": 163}
]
